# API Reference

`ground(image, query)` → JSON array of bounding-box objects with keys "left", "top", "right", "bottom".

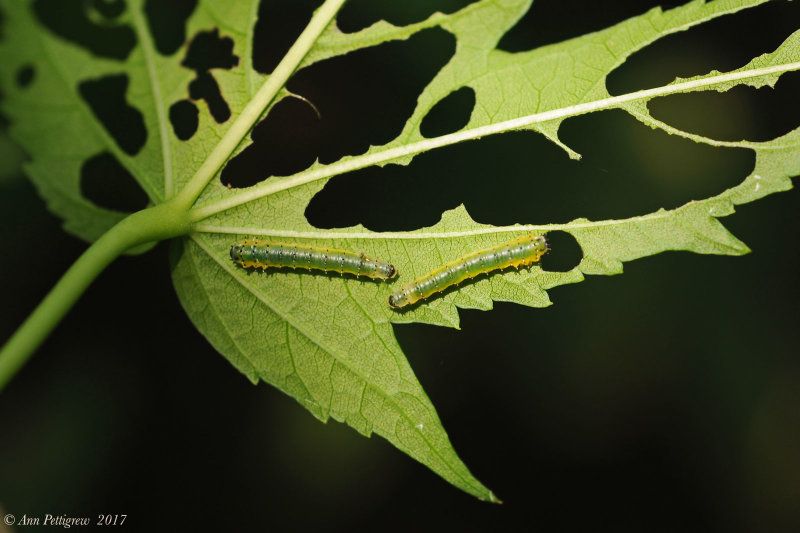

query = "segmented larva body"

[
  {"left": 388, "top": 234, "right": 548, "bottom": 309},
  {"left": 230, "top": 239, "right": 397, "bottom": 280}
]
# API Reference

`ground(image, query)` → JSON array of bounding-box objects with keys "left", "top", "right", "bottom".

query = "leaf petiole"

[{"left": 0, "top": 201, "right": 191, "bottom": 392}]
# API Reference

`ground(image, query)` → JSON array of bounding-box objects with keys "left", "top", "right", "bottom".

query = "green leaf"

[{"left": 1, "top": 0, "right": 798, "bottom": 500}]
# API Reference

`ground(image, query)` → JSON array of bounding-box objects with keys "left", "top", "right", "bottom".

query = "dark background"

[{"left": 1, "top": 0, "right": 799, "bottom": 531}]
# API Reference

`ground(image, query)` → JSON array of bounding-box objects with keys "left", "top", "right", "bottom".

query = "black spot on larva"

[
  {"left": 78, "top": 75, "right": 147, "bottom": 156},
  {"left": 169, "top": 99, "right": 199, "bottom": 141},
  {"left": 144, "top": 0, "right": 197, "bottom": 55},
  {"left": 540, "top": 231, "right": 582, "bottom": 273},
  {"left": 33, "top": 0, "right": 135, "bottom": 60},
  {"left": 420, "top": 86, "right": 475, "bottom": 138},
  {"left": 81, "top": 152, "right": 148, "bottom": 212},
  {"left": 16, "top": 65, "right": 35, "bottom": 88}
]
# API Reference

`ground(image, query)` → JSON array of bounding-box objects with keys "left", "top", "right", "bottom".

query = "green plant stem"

[{"left": 0, "top": 202, "right": 191, "bottom": 392}]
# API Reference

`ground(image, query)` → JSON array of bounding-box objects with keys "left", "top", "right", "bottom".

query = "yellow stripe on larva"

[
  {"left": 230, "top": 239, "right": 397, "bottom": 280},
  {"left": 388, "top": 234, "right": 548, "bottom": 309}
]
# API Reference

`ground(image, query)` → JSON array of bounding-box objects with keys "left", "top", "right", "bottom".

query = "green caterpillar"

[
  {"left": 388, "top": 233, "right": 548, "bottom": 309},
  {"left": 230, "top": 239, "right": 397, "bottom": 280}
]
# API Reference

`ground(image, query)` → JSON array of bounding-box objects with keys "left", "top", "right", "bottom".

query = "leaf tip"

[
  {"left": 733, "top": 241, "right": 751, "bottom": 255},
  {"left": 568, "top": 150, "right": 582, "bottom": 161},
  {"left": 486, "top": 490, "right": 503, "bottom": 504}
]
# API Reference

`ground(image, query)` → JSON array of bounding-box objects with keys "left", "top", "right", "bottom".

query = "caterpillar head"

[
  {"left": 388, "top": 288, "right": 411, "bottom": 308},
  {"left": 383, "top": 263, "right": 398, "bottom": 279}
]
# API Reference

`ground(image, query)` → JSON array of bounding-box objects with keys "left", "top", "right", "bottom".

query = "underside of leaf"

[{"left": 1, "top": 0, "right": 798, "bottom": 500}]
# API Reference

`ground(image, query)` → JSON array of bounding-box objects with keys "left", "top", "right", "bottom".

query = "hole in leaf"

[
  {"left": 306, "top": 110, "right": 753, "bottom": 231},
  {"left": 608, "top": 1, "right": 800, "bottom": 95},
  {"left": 33, "top": 0, "right": 135, "bottom": 60},
  {"left": 81, "top": 152, "right": 148, "bottom": 212},
  {"left": 252, "top": 0, "right": 321, "bottom": 74},
  {"left": 169, "top": 99, "right": 199, "bottom": 141},
  {"left": 306, "top": 131, "right": 561, "bottom": 232},
  {"left": 555, "top": 110, "right": 754, "bottom": 221},
  {"left": 182, "top": 28, "right": 239, "bottom": 71},
  {"left": 337, "top": 0, "right": 478, "bottom": 34},
  {"left": 223, "top": 27, "right": 454, "bottom": 187},
  {"left": 221, "top": 97, "right": 319, "bottom": 187},
  {"left": 182, "top": 28, "right": 239, "bottom": 124},
  {"left": 16, "top": 65, "right": 35, "bottom": 88},
  {"left": 285, "top": 27, "right": 453, "bottom": 163},
  {"left": 420, "top": 86, "right": 475, "bottom": 138},
  {"left": 78, "top": 75, "right": 147, "bottom": 156},
  {"left": 497, "top": 0, "right": 684, "bottom": 53},
  {"left": 289, "top": 29, "right": 455, "bottom": 163},
  {"left": 541, "top": 231, "right": 582, "bottom": 273},
  {"left": 88, "top": 0, "right": 125, "bottom": 20},
  {"left": 189, "top": 72, "right": 230, "bottom": 123},
  {"left": 144, "top": 0, "right": 197, "bottom": 55},
  {"left": 647, "top": 72, "right": 800, "bottom": 143}
]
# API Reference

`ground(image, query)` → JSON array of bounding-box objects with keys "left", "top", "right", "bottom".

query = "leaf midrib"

[
  {"left": 187, "top": 60, "right": 800, "bottom": 222},
  {"left": 189, "top": 233, "right": 489, "bottom": 497},
  {"left": 128, "top": 0, "right": 173, "bottom": 199}
]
